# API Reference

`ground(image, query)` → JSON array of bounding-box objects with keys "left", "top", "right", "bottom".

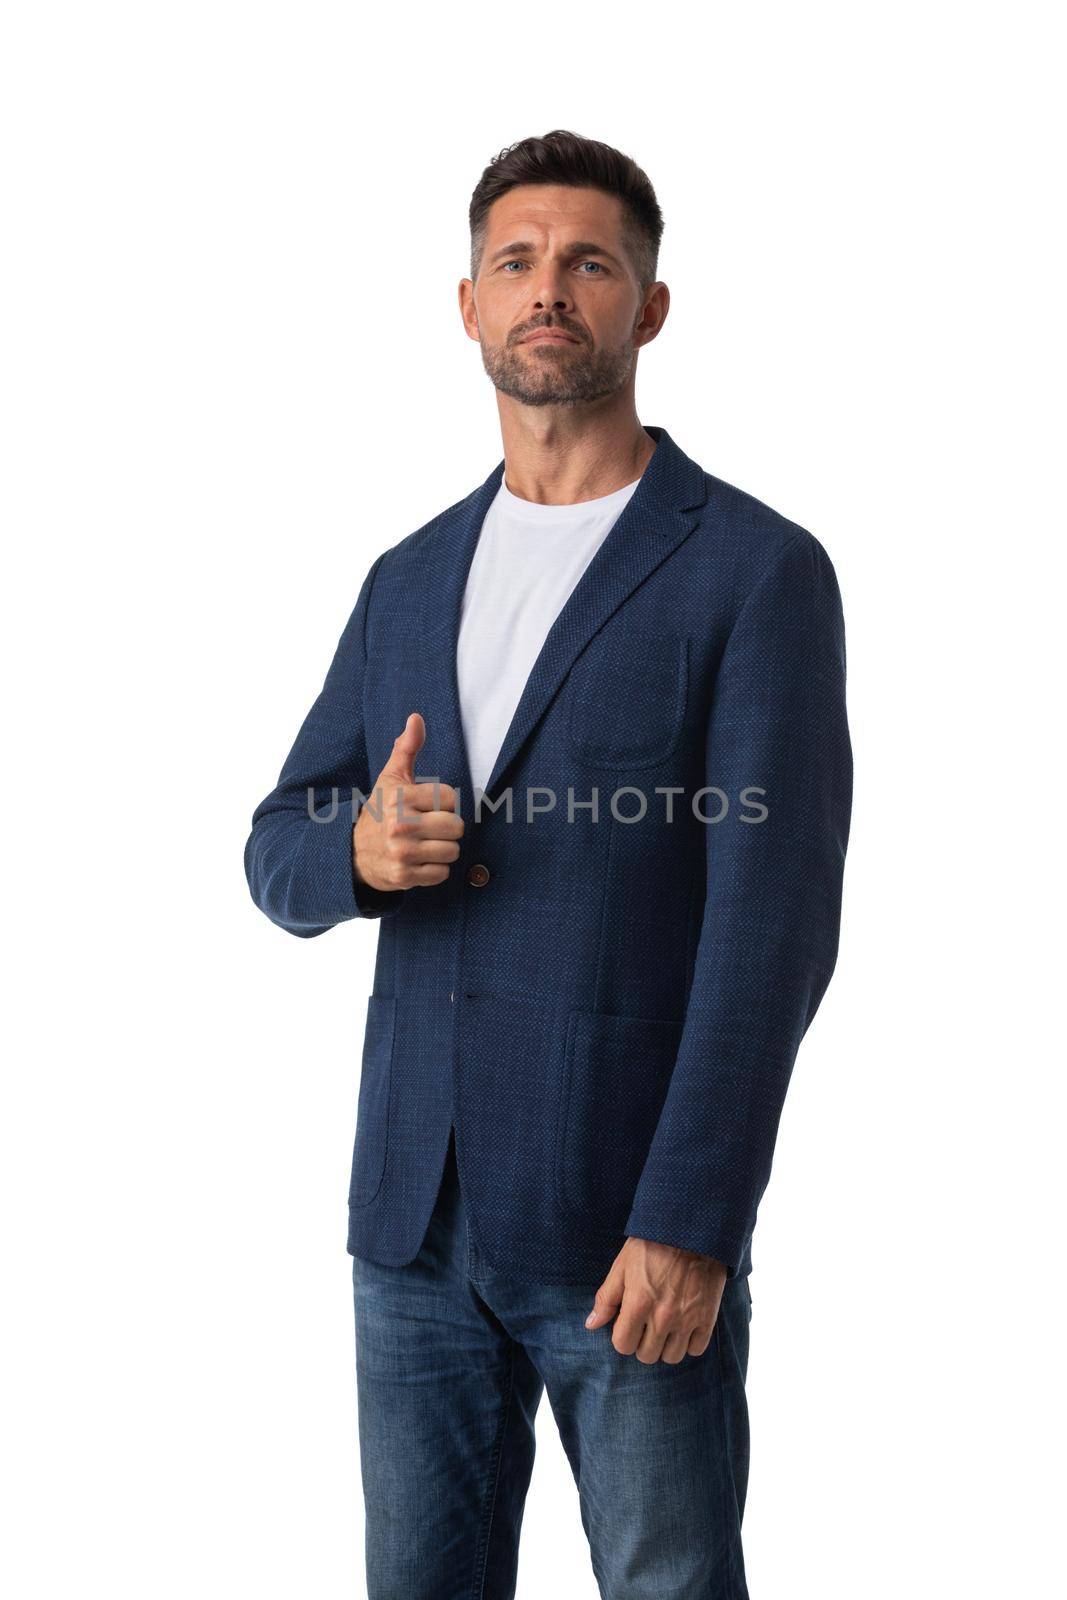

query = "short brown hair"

[{"left": 468, "top": 129, "right": 664, "bottom": 294}]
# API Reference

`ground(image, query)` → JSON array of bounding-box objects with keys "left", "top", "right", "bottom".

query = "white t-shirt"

[{"left": 456, "top": 470, "right": 642, "bottom": 795}]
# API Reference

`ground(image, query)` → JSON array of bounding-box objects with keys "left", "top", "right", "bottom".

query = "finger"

[
  {"left": 635, "top": 1321, "right": 668, "bottom": 1365},
  {"left": 400, "top": 811, "right": 465, "bottom": 840},
  {"left": 686, "top": 1324, "right": 714, "bottom": 1358},
  {"left": 660, "top": 1329, "right": 690, "bottom": 1365},
  {"left": 610, "top": 1296, "right": 651, "bottom": 1356},
  {"left": 381, "top": 713, "right": 425, "bottom": 786},
  {"left": 403, "top": 838, "right": 461, "bottom": 865},
  {"left": 586, "top": 1262, "right": 625, "bottom": 1330},
  {"left": 396, "top": 779, "right": 459, "bottom": 814},
  {"left": 405, "top": 863, "right": 451, "bottom": 886}
]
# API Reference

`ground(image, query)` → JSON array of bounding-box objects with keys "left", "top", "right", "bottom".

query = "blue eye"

[{"left": 500, "top": 259, "right": 606, "bottom": 273}]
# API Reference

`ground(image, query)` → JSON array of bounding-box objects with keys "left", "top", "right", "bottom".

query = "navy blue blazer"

[{"left": 244, "top": 425, "right": 852, "bottom": 1282}]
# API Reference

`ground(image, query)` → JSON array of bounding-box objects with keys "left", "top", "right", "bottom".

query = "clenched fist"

[{"left": 353, "top": 712, "right": 464, "bottom": 893}]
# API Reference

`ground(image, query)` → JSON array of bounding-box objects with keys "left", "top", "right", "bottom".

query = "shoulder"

[
  {"left": 699, "top": 469, "right": 834, "bottom": 571},
  {"left": 355, "top": 478, "right": 490, "bottom": 655},
  {"left": 688, "top": 469, "right": 842, "bottom": 614},
  {"left": 365, "top": 480, "right": 483, "bottom": 592}
]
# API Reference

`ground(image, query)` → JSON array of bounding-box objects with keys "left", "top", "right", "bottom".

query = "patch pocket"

[
  {"left": 556, "top": 1010, "right": 684, "bottom": 1229},
  {"left": 348, "top": 994, "right": 395, "bottom": 1207},
  {"left": 566, "top": 631, "right": 688, "bottom": 770}
]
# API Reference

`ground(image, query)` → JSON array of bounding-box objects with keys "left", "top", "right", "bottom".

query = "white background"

[{"left": 3, "top": 4, "right": 1063, "bottom": 1595}]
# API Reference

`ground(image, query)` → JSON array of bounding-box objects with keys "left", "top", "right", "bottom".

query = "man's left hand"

[{"left": 585, "top": 1238, "right": 728, "bottom": 1363}]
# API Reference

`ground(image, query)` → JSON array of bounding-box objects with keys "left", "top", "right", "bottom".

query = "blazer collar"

[{"left": 415, "top": 424, "right": 709, "bottom": 809}]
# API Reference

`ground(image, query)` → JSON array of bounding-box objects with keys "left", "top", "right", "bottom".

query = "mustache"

[{"left": 513, "top": 318, "right": 585, "bottom": 344}]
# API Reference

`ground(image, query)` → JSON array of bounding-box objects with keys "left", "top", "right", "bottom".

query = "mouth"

[{"left": 521, "top": 330, "right": 580, "bottom": 346}]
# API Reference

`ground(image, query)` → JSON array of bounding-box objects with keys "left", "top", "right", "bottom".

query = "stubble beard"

[{"left": 479, "top": 332, "right": 637, "bottom": 408}]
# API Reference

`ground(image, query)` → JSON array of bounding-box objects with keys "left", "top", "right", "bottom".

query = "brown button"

[{"left": 466, "top": 862, "right": 490, "bottom": 887}]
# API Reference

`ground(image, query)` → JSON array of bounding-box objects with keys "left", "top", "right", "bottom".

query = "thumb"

[
  {"left": 585, "top": 1258, "right": 625, "bottom": 1329},
  {"left": 383, "top": 711, "right": 425, "bottom": 785}
]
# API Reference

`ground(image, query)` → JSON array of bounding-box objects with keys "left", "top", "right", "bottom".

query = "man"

[{"left": 244, "top": 129, "right": 852, "bottom": 1600}]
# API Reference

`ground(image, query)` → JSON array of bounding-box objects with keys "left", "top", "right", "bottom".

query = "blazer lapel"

[
  {"left": 411, "top": 425, "right": 710, "bottom": 812},
  {"left": 410, "top": 460, "right": 505, "bottom": 808}
]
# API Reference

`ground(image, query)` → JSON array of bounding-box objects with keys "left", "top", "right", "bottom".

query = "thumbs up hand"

[{"left": 353, "top": 713, "right": 464, "bottom": 893}]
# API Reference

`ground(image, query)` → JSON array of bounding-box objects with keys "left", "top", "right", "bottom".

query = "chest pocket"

[{"left": 566, "top": 630, "right": 689, "bottom": 770}]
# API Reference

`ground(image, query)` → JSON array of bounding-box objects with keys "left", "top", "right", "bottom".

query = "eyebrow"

[{"left": 487, "top": 240, "right": 624, "bottom": 268}]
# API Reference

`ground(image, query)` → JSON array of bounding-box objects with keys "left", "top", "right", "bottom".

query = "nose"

[{"left": 529, "top": 264, "right": 574, "bottom": 314}]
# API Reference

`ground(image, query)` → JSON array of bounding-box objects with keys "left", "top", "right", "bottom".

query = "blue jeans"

[{"left": 352, "top": 1133, "right": 753, "bottom": 1599}]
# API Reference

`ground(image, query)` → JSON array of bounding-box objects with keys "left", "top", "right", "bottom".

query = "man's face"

[{"left": 460, "top": 185, "right": 660, "bottom": 408}]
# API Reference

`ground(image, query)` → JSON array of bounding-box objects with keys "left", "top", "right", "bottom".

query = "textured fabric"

[
  {"left": 243, "top": 424, "right": 853, "bottom": 1282},
  {"left": 353, "top": 1132, "right": 752, "bottom": 1600},
  {"left": 457, "top": 470, "right": 641, "bottom": 793}
]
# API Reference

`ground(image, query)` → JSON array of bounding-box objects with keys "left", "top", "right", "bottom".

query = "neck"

[{"left": 496, "top": 395, "right": 656, "bottom": 506}]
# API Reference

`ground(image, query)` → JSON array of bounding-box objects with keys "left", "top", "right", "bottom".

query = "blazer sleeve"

[
  {"left": 243, "top": 550, "right": 409, "bottom": 937},
  {"left": 624, "top": 531, "right": 853, "bottom": 1276}
]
